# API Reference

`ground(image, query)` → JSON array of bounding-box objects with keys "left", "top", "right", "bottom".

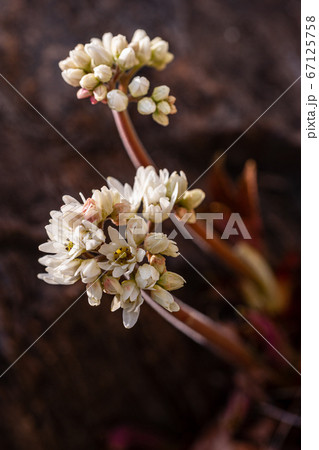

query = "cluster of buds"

[
  {"left": 38, "top": 167, "right": 205, "bottom": 328},
  {"left": 59, "top": 29, "right": 176, "bottom": 126}
]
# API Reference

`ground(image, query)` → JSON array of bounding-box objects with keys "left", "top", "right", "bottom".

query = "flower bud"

[
  {"left": 128, "top": 76, "right": 150, "bottom": 97},
  {"left": 111, "top": 34, "right": 128, "bottom": 58},
  {"left": 107, "top": 89, "right": 129, "bottom": 112},
  {"left": 87, "top": 281, "right": 103, "bottom": 306},
  {"left": 137, "top": 97, "right": 156, "bottom": 115},
  {"left": 103, "top": 276, "right": 123, "bottom": 295},
  {"left": 161, "top": 241, "right": 179, "bottom": 257},
  {"left": 158, "top": 271, "right": 185, "bottom": 291},
  {"left": 76, "top": 259, "right": 101, "bottom": 283},
  {"left": 84, "top": 43, "right": 113, "bottom": 66},
  {"left": 121, "top": 279, "right": 140, "bottom": 301},
  {"left": 80, "top": 73, "right": 99, "bottom": 91},
  {"left": 131, "top": 29, "right": 147, "bottom": 43},
  {"left": 139, "top": 37, "right": 152, "bottom": 62},
  {"left": 180, "top": 189, "right": 205, "bottom": 210},
  {"left": 150, "top": 285, "right": 180, "bottom": 312},
  {"left": 118, "top": 47, "right": 138, "bottom": 70},
  {"left": 92, "top": 186, "right": 113, "bottom": 219},
  {"left": 61, "top": 69, "right": 86, "bottom": 87},
  {"left": 93, "top": 64, "right": 112, "bottom": 82},
  {"left": 135, "top": 264, "right": 159, "bottom": 289},
  {"left": 126, "top": 216, "right": 148, "bottom": 246},
  {"left": 69, "top": 47, "right": 91, "bottom": 69},
  {"left": 152, "top": 85, "right": 170, "bottom": 102},
  {"left": 77, "top": 88, "right": 91, "bottom": 99},
  {"left": 144, "top": 232, "right": 169, "bottom": 254},
  {"left": 151, "top": 38, "right": 168, "bottom": 59},
  {"left": 166, "top": 171, "right": 188, "bottom": 198},
  {"left": 102, "top": 32, "right": 113, "bottom": 53},
  {"left": 152, "top": 111, "right": 169, "bottom": 126},
  {"left": 149, "top": 254, "right": 166, "bottom": 275},
  {"left": 93, "top": 84, "right": 107, "bottom": 102},
  {"left": 90, "top": 37, "right": 103, "bottom": 46},
  {"left": 111, "top": 201, "right": 132, "bottom": 225},
  {"left": 157, "top": 100, "right": 171, "bottom": 115},
  {"left": 59, "top": 57, "right": 77, "bottom": 71}
]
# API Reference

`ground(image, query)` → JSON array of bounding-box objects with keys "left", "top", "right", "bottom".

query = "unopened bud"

[
  {"left": 118, "top": 47, "right": 138, "bottom": 70},
  {"left": 157, "top": 100, "right": 171, "bottom": 115},
  {"left": 149, "top": 254, "right": 166, "bottom": 275},
  {"left": 93, "top": 64, "right": 112, "bottom": 82},
  {"left": 93, "top": 84, "right": 107, "bottom": 102},
  {"left": 77, "top": 88, "right": 91, "bottom": 99},
  {"left": 158, "top": 271, "right": 185, "bottom": 291},
  {"left": 102, "top": 32, "right": 113, "bottom": 53},
  {"left": 107, "top": 89, "right": 129, "bottom": 112},
  {"left": 152, "top": 85, "right": 170, "bottom": 102},
  {"left": 131, "top": 29, "right": 147, "bottom": 43},
  {"left": 128, "top": 76, "right": 150, "bottom": 97},
  {"left": 152, "top": 111, "right": 169, "bottom": 126},
  {"left": 137, "top": 36, "right": 151, "bottom": 63},
  {"left": 62, "top": 69, "right": 85, "bottom": 87},
  {"left": 103, "top": 276, "right": 123, "bottom": 295},
  {"left": 137, "top": 97, "right": 156, "bottom": 115},
  {"left": 111, "top": 34, "right": 128, "bottom": 58},
  {"left": 144, "top": 233, "right": 169, "bottom": 254},
  {"left": 69, "top": 48, "right": 91, "bottom": 69},
  {"left": 59, "top": 57, "right": 77, "bottom": 71},
  {"left": 150, "top": 285, "right": 180, "bottom": 312},
  {"left": 111, "top": 201, "right": 132, "bottom": 225},
  {"left": 80, "top": 73, "right": 99, "bottom": 90},
  {"left": 180, "top": 189, "right": 205, "bottom": 210},
  {"left": 84, "top": 43, "right": 113, "bottom": 66}
]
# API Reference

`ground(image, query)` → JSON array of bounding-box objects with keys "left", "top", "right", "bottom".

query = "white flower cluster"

[
  {"left": 38, "top": 167, "right": 205, "bottom": 328},
  {"left": 59, "top": 29, "right": 176, "bottom": 126}
]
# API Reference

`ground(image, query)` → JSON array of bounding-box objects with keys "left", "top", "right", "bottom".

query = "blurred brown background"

[{"left": 0, "top": 0, "right": 300, "bottom": 449}]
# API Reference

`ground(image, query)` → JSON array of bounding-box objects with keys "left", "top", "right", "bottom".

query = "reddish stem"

[{"left": 112, "top": 110, "right": 260, "bottom": 285}]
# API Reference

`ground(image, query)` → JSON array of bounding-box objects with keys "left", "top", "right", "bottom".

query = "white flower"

[
  {"left": 151, "top": 285, "right": 180, "bottom": 312},
  {"left": 137, "top": 97, "right": 156, "bottom": 115},
  {"left": 111, "top": 279, "right": 144, "bottom": 328},
  {"left": 128, "top": 76, "right": 150, "bottom": 98},
  {"left": 98, "top": 226, "right": 145, "bottom": 277},
  {"left": 87, "top": 279, "right": 103, "bottom": 306},
  {"left": 111, "top": 34, "right": 128, "bottom": 58},
  {"left": 93, "top": 64, "right": 113, "bottom": 82},
  {"left": 61, "top": 69, "right": 86, "bottom": 87},
  {"left": 84, "top": 43, "right": 113, "bottom": 66},
  {"left": 107, "top": 90, "right": 129, "bottom": 112},
  {"left": 118, "top": 47, "right": 138, "bottom": 70},
  {"left": 135, "top": 263, "right": 159, "bottom": 289},
  {"left": 38, "top": 256, "right": 81, "bottom": 285},
  {"left": 75, "top": 259, "right": 101, "bottom": 284},
  {"left": 80, "top": 73, "right": 99, "bottom": 91}
]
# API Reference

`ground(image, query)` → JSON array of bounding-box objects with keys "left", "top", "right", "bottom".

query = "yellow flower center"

[
  {"left": 65, "top": 241, "right": 74, "bottom": 252},
  {"left": 114, "top": 246, "right": 132, "bottom": 263}
]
